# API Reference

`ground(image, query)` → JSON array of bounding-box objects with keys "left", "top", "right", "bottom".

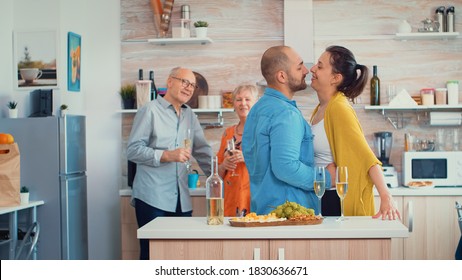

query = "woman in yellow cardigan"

[{"left": 309, "top": 45, "right": 400, "bottom": 220}]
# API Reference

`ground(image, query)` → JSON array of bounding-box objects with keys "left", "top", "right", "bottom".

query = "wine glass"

[
  {"left": 184, "top": 128, "right": 192, "bottom": 173},
  {"left": 336, "top": 166, "right": 348, "bottom": 221},
  {"left": 226, "top": 138, "right": 239, "bottom": 176},
  {"left": 313, "top": 166, "right": 326, "bottom": 217}
]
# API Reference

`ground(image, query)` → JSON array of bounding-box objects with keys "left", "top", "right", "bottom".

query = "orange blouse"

[{"left": 217, "top": 125, "right": 251, "bottom": 217}]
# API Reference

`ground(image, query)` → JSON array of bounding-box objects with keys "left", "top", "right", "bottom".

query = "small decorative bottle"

[
  {"left": 206, "top": 156, "right": 224, "bottom": 225},
  {"left": 149, "top": 70, "right": 158, "bottom": 100},
  {"left": 370, "top": 65, "right": 380, "bottom": 105}
]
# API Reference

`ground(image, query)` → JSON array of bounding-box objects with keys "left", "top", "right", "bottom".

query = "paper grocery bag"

[{"left": 0, "top": 143, "right": 21, "bottom": 206}]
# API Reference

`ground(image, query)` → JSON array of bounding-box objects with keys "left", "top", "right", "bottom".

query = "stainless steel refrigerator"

[{"left": 0, "top": 116, "right": 88, "bottom": 259}]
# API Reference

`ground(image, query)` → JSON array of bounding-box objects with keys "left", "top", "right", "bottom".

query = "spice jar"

[{"left": 420, "top": 88, "right": 435, "bottom": 105}]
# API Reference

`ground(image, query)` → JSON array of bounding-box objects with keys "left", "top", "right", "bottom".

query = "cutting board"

[
  {"left": 186, "top": 72, "right": 208, "bottom": 108},
  {"left": 228, "top": 218, "right": 323, "bottom": 227}
]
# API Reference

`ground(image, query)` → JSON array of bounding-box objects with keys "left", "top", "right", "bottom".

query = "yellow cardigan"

[{"left": 312, "top": 92, "right": 380, "bottom": 216}]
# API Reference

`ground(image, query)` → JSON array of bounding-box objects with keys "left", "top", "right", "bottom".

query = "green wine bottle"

[{"left": 370, "top": 65, "right": 380, "bottom": 105}]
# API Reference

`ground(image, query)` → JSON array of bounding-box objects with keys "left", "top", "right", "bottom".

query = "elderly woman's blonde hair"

[{"left": 232, "top": 84, "right": 259, "bottom": 101}]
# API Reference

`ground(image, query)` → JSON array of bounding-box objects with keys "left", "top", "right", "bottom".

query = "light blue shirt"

[
  {"left": 127, "top": 96, "right": 212, "bottom": 212},
  {"left": 242, "top": 88, "right": 321, "bottom": 214}
]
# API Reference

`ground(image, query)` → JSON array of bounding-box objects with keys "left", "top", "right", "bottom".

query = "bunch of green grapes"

[{"left": 270, "top": 201, "right": 315, "bottom": 218}]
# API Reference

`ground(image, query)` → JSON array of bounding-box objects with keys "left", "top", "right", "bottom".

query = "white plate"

[{"left": 407, "top": 184, "right": 435, "bottom": 189}]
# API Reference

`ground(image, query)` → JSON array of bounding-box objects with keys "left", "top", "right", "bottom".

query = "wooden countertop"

[{"left": 137, "top": 216, "right": 409, "bottom": 240}]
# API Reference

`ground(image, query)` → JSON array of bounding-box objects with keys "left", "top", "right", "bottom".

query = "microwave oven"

[{"left": 402, "top": 151, "right": 462, "bottom": 187}]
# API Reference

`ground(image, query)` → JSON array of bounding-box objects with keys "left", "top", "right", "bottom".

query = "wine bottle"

[
  {"left": 370, "top": 65, "right": 380, "bottom": 105},
  {"left": 149, "top": 70, "right": 158, "bottom": 100},
  {"left": 206, "top": 156, "right": 224, "bottom": 225},
  {"left": 138, "top": 69, "right": 143, "bottom": 80}
]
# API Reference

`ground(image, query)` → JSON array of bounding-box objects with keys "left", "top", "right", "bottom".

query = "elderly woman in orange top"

[
  {"left": 217, "top": 84, "right": 259, "bottom": 217},
  {"left": 309, "top": 45, "right": 400, "bottom": 220}
]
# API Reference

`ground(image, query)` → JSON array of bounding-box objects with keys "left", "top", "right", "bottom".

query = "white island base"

[{"left": 138, "top": 216, "right": 408, "bottom": 260}]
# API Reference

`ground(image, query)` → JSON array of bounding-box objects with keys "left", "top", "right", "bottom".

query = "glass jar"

[
  {"left": 435, "top": 88, "right": 447, "bottom": 105},
  {"left": 420, "top": 88, "right": 435, "bottom": 105}
]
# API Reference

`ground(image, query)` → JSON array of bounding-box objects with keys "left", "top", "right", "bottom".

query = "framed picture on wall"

[
  {"left": 67, "top": 32, "right": 81, "bottom": 92},
  {"left": 13, "top": 30, "right": 59, "bottom": 90}
]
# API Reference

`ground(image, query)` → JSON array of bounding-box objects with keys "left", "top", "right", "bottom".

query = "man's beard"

[{"left": 288, "top": 76, "right": 307, "bottom": 92}]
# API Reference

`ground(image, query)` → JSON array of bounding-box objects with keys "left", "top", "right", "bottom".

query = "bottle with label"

[
  {"left": 447, "top": 80, "right": 459, "bottom": 105},
  {"left": 370, "top": 65, "right": 380, "bottom": 105},
  {"left": 149, "top": 70, "right": 158, "bottom": 100},
  {"left": 206, "top": 156, "right": 224, "bottom": 225}
]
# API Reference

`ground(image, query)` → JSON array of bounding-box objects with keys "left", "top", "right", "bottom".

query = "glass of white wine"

[
  {"left": 184, "top": 128, "right": 192, "bottom": 173},
  {"left": 336, "top": 166, "right": 348, "bottom": 221},
  {"left": 313, "top": 166, "right": 326, "bottom": 217},
  {"left": 226, "top": 138, "right": 239, "bottom": 176}
]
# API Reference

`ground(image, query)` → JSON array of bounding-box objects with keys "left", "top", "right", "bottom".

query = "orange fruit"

[{"left": 0, "top": 133, "right": 15, "bottom": 144}]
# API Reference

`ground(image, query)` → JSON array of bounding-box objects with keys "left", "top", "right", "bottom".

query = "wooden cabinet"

[
  {"left": 375, "top": 194, "right": 462, "bottom": 259},
  {"left": 120, "top": 195, "right": 206, "bottom": 260},
  {"left": 150, "top": 240, "right": 269, "bottom": 260},
  {"left": 148, "top": 239, "right": 391, "bottom": 260},
  {"left": 374, "top": 196, "right": 405, "bottom": 260},
  {"left": 269, "top": 239, "right": 390, "bottom": 260},
  {"left": 403, "top": 196, "right": 461, "bottom": 260}
]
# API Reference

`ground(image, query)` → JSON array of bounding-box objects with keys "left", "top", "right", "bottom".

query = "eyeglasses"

[{"left": 171, "top": 77, "right": 198, "bottom": 89}]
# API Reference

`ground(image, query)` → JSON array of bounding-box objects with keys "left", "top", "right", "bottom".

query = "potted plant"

[
  {"left": 194, "top": 21, "right": 209, "bottom": 38},
  {"left": 60, "top": 104, "right": 69, "bottom": 117},
  {"left": 20, "top": 186, "right": 30, "bottom": 204},
  {"left": 119, "top": 84, "right": 136, "bottom": 109},
  {"left": 7, "top": 101, "right": 18, "bottom": 118}
]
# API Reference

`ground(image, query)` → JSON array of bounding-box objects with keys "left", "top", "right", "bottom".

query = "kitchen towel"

[{"left": 430, "top": 112, "right": 462, "bottom": 126}]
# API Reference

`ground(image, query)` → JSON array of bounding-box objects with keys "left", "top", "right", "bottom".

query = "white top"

[
  {"left": 311, "top": 119, "right": 333, "bottom": 166},
  {"left": 0, "top": 201, "right": 44, "bottom": 215},
  {"left": 137, "top": 216, "right": 409, "bottom": 240}
]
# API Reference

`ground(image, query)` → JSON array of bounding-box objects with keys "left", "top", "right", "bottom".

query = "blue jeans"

[{"left": 134, "top": 197, "right": 192, "bottom": 260}]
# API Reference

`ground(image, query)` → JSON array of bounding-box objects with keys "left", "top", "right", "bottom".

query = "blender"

[{"left": 374, "top": 132, "right": 399, "bottom": 188}]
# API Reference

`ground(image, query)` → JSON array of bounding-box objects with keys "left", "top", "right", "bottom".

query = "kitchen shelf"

[
  {"left": 365, "top": 105, "right": 462, "bottom": 110},
  {"left": 117, "top": 108, "right": 234, "bottom": 114},
  {"left": 365, "top": 105, "right": 462, "bottom": 129},
  {"left": 142, "top": 37, "right": 213, "bottom": 45},
  {"left": 395, "top": 32, "right": 460, "bottom": 40},
  {"left": 117, "top": 108, "right": 234, "bottom": 127}
]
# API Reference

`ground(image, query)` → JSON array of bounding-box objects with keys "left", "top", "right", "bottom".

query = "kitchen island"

[{"left": 137, "top": 216, "right": 408, "bottom": 260}]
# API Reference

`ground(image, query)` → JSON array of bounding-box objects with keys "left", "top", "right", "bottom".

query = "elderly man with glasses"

[{"left": 127, "top": 66, "right": 212, "bottom": 260}]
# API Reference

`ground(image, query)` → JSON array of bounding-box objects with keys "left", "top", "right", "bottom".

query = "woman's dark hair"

[{"left": 326, "top": 45, "right": 368, "bottom": 101}]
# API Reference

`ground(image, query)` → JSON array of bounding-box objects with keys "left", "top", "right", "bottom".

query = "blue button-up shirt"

[
  {"left": 127, "top": 96, "right": 212, "bottom": 212},
  {"left": 242, "top": 88, "right": 320, "bottom": 214}
]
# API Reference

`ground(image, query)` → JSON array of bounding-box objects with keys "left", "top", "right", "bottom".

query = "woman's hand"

[
  {"left": 222, "top": 150, "right": 241, "bottom": 171},
  {"left": 373, "top": 194, "right": 401, "bottom": 220}
]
